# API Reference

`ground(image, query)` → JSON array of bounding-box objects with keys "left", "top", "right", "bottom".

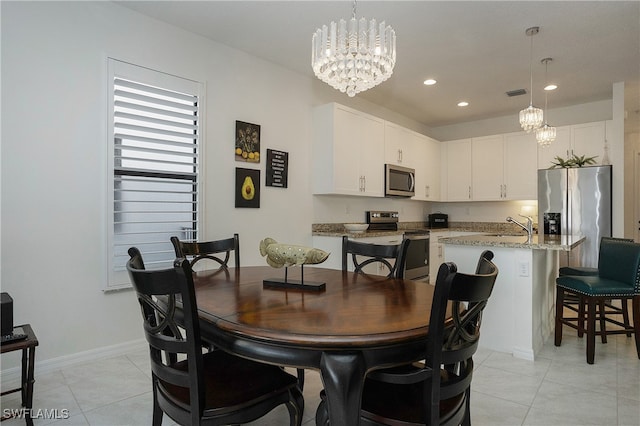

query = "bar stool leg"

[
  {"left": 599, "top": 300, "right": 608, "bottom": 343},
  {"left": 555, "top": 286, "right": 564, "bottom": 346},
  {"left": 587, "top": 298, "right": 597, "bottom": 364}
]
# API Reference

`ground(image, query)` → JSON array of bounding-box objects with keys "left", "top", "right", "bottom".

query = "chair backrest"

[
  {"left": 341, "top": 235, "right": 411, "bottom": 278},
  {"left": 597, "top": 239, "right": 640, "bottom": 292},
  {"left": 127, "top": 247, "right": 206, "bottom": 424},
  {"left": 426, "top": 250, "right": 499, "bottom": 424},
  {"left": 171, "top": 234, "right": 240, "bottom": 269}
]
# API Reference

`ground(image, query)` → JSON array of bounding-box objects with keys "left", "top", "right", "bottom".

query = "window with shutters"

[{"left": 107, "top": 59, "right": 202, "bottom": 290}]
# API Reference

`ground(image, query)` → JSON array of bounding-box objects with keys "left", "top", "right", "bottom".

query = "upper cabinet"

[
  {"left": 443, "top": 138, "right": 472, "bottom": 201},
  {"left": 313, "top": 103, "right": 385, "bottom": 197},
  {"left": 503, "top": 132, "right": 538, "bottom": 200},
  {"left": 471, "top": 133, "right": 538, "bottom": 201},
  {"left": 385, "top": 121, "right": 441, "bottom": 201},
  {"left": 414, "top": 135, "right": 441, "bottom": 201},
  {"left": 384, "top": 122, "right": 415, "bottom": 167},
  {"left": 443, "top": 131, "right": 538, "bottom": 202},
  {"left": 537, "top": 121, "right": 606, "bottom": 169},
  {"left": 471, "top": 135, "right": 505, "bottom": 200}
]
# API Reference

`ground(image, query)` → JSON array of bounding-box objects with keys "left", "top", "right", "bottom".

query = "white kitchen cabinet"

[
  {"left": 471, "top": 135, "right": 504, "bottom": 200},
  {"left": 413, "top": 135, "right": 441, "bottom": 201},
  {"left": 429, "top": 230, "right": 448, "bottom": 283},
  {"left": 443, "top": 138, "right": 472, "bottom": 201},
  {"left": 471, "top": 133, "right": 537, "bottom": 201},
  {"left": 429, "top": 231, "right": 483, "bottom": 283},
  {"left": 503, "top": 132, "right": 538, "bottom": 200},
  {"left": 571, "top": 121, "right": 607, "bottom": 163},
  {"left": 384, "top": 122, "right": 415, "bottom": 167},
  {"left": 313, "top": 103, "right": 385, "bottom": 197},
  {"left": 537, "top": 121, "right": 606, "bottom": 169}
]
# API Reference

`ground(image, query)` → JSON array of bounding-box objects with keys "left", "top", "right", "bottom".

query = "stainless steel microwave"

[{"left": 385, "top": 164, "right": 415, "bottom": 197}]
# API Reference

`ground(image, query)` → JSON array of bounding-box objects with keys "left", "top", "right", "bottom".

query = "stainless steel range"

[{"left": 366, "top": 211, "right": 429, "bottom": 282}]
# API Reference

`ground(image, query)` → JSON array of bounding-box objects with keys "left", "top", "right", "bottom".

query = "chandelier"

[
  {"left": 519, "top": 27, "right": 543, "bottom": 132},
  {"left": 311, "top": 0, "right": 396, "bottom": 97},
  {"left": 536, "top": 58, "right": 556, "bottom": 147}
]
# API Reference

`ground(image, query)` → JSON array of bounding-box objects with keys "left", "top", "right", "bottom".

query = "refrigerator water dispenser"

[{"left": 544, "top": 213, "right": 561, "bottom": 235}]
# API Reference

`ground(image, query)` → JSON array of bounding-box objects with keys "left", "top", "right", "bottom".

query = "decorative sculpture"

[
  {"left": 259, "top": 238, "right": 330, "bottom": 291},
  {"left": 259, "top": 238, "right": 330, "bottom": 268}
]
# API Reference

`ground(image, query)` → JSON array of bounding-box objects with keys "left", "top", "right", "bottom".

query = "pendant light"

[
  {"left": 536, "top": 58, "right": 556, "bottom": 147},
  {"left": 519, "top": 27, "right": 543, "bottom": 132},
  {"left": 311, "top": 0, "right": 396, "bottom": 97}
]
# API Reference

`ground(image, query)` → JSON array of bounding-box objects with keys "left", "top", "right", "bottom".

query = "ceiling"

[{"left": 117, "top": 1, "right": 640, "bottom": 133}]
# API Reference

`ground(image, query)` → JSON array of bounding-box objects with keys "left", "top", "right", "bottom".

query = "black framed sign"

[{"left": 266, "top": 149, "right": 288, "bottom": 188}]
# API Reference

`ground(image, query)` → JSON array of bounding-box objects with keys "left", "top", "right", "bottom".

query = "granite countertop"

[
  {"left": 439, "top": 233, "right": 585, "bottom": 251},
  {"left": 312, "top": 229, "right": 408, "bottom": 239},
  {"left": 312, "top": 221, "right": 536, "bottom": 239}
]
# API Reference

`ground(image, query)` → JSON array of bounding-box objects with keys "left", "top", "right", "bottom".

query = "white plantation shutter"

[{"left": 107, "top": 59, "right": 202, "bottom": 290}]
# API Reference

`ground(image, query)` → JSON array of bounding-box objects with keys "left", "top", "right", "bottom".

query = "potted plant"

[{"left": 549, "top": 153, "right": 598, "bottom": 169}]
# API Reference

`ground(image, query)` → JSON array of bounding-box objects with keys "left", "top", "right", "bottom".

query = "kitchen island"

[{"left": 439, "top": 233, "right": 585, "bottom": 361}]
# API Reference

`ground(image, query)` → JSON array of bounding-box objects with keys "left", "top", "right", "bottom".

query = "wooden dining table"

[{"left": 191, "top": 265, "right": 439, "bottom": 426}]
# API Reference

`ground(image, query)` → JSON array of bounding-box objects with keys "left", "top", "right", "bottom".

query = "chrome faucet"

[{"left": 506, "top": 215, "right": 533, "bottom": 242}]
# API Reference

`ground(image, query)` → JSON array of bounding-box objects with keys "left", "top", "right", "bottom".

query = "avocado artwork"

[{"left": 235, "top": 168, "right": 260, "bottom": 208}]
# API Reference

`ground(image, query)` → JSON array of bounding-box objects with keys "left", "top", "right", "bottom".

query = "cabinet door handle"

[
  {"left": 362, "top": 175, "right": 366, "bottom": 192},
  {"left": 426, "top": 185, "right": 430, "bottom": 198},
  {"left": 468, "top": 186, "right": 472, "bottom": 199},
  {"left": 503, "top": 184, "right": 507, "bottom": 198}
]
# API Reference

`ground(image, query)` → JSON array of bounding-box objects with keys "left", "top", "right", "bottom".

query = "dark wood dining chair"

[
  {"left": 358, "top": 250, "right": 499, "bottom": 426},
  {"left": 558, "top": 237, "right": 634, "bottom": 340},
  {"left": 172, "top": 234, "right": 306, "bottom": 389},
  {"left": 126, "top": 247, "right": 304, "bottom": 426},
  {"left": 342, "top": 235, "right": 411, "bottom": 278},
  {"left": 170, "top": 234, "right": 240, "bottom": 269},
  {"left": 555, "top": 239, "right": 640, "bottom": 364}
]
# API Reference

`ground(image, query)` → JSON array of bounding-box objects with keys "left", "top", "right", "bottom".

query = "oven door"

[{"left": 403, "top": 233, "right": 429, "bottom": 281}]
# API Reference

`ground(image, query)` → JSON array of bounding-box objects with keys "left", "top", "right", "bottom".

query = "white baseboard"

[{"left": 1, "top": 339, "right": 146, "bottom": 383}]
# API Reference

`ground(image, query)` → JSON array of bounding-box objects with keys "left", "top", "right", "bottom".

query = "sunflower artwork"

[{"left": 235, "top": 120, "right": 260, "bottom": 163}]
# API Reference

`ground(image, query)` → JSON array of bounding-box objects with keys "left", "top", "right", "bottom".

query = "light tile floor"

[{"left": 1, "top": 325, "right": 639, "bottom": 425}]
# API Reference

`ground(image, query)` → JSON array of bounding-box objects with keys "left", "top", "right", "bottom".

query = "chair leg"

[
  {"left": 598, "top": 300, "right": 608, "bottom": 344},
  {"left": 296, "top": 368, "right": 305, "bottom": 391},
  {"left": 152, "top": 382, "right": 163, "bottom": 426},
  {"left": 462, "top": 388, "right": 471, "bottom": 426},
  {"left": 633, "top": 296, "right": 640, "bottom": 360},
  {"left": 586, "top": 298, "right": 597, "bottom": 364},
  {"left": 286, "top": 387, "right": 305, "bottom": 426},
  {"left": 555, "top": 286, "right": 564, "bottom": 346}
]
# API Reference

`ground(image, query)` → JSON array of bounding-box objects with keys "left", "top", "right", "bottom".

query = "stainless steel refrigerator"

[{"left": 537, "top": 165, "right": 612, "bottom": 267}]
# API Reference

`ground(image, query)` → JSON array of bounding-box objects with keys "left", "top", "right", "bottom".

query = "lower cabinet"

[
  {"left": 429, "top": 231, "right": 484, "bottom": 283},
  {"left": 429, "top": 231, "right": 449, "bottom": 284}
]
